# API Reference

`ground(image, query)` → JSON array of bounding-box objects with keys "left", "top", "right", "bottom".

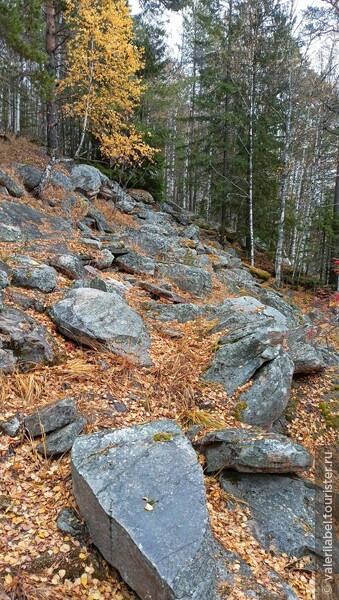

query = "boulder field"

[{"left": 0, "top": 161, "right": 338, "bottom": 599}]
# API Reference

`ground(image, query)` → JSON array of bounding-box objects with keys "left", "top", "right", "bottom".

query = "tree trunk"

[{"left": 45, "top": 1, "right": 58, "bottom": 158}]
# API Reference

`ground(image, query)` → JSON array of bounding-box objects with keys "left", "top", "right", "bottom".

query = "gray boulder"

[
  {"left": 203, "top": 323, "right": 285, "bottom": 396},
  {"left": 71, "top": 276, "right": 109, "bottom": 293},
  {"left": 12, "top": 264, "right": 58, "bottom": 293},
  {"left": 56, "top": 507, "right": 87, "bottom": 543},
  {"left": 70, "top": 164, "right": 101, "bottom": 198},
  {"left": 124, "top": 228, "right": 171, "bottom": 258},
  {"left": 0, "top": 308, "right": 57, "bottom": 372},
  {"left": 0, "top": 415, "right": 23, "bottom": 437},
  {"left": 162, "top": 200, "right": 191, "bottom": 225},
  {"left": 49, "top": 288, "right": 152, "bottom": 365},
  {"left": 158, "top": 264, "right": 212, "bottom": 297},
  {"left": 214, "top": 542, "right": 299, "bottom": 600},
  {"left": 51, "top": 169, "right": 74, "bottom": 191},
  {"left": 49, "top": 254, "right": 85, "bottom": 279},
  {"left": 286, "top": 327, "right": 325, "bottom": 374},
  {"left": 71, "top": 420, "right": 216, "bottom": 600},
  {"left": 0, "top": 270, "right": 9, "bottom": 289},
  {"left": 92, "top": 249, "right": 114, "bottom": 270},
  {"left": 116, "top": 250, "right": 155, "bottom": 276},
  {"left": 13, "top": 163, "right": 42, "bottom": 191},
  {"left": 220, "top": 472, "right": 317, "bottom": 558},
  {"left": 0, "top": 168, "right": 24, "bottom": 197},
  {"left": 194, "top": 428, "right": 313, "bottom": 473},
  {"left": 86, "top": 204, "right": 113, "bottom": 232},
  {"left": 0, "top": 201, "right": 72, "bottom": 242},
  {"left": 237, "top": 349, "right": 294, "bottom": 430},
  {"left": 24, "top": 397, "right": 77, "bottom": 438},
  {"left": 37, "top": 414, "right": 86, "bottom": 456}
]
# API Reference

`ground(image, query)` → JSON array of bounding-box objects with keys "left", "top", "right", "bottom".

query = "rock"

[
  {"left": 0, "top": 201, "right": 72, "bottom": 242},
  {"left": 49, "top": 288, "right": 152, "bottom": 365},
  {"left": 128, "top": 189, "right": 155, "bottom": 205},
  {"left": 182, "top": 224, "right": 200, "bottom": 240},
  {"left": 138, "top": 282, "right": 189, "bottom": 304},
  {"left": 214, "top": 542, "right": 299, "bottom": 600},
  {"left": 162, "top": 200, "right": 191, "bottom": 225},
  {"left": 203, "top": 323, "right": 285, "bottom": 396},
  {"left": 12, "top": 264, "right": 58, "bottom": 293},
  {"left": 237, "top": 349, "right": 294, "bottom": 430},
  {"left": 24, "top": 397, "right": 77, "bottom": 438},
  {"left": 220, "top": 472, "right": 317, "bottom": 558},
  {"left": 0, "top": 270, "right": 9, "bottom": 289},
  {"left": 158, "top": 264, "right": 212, "bottom": 296},
  {"left": 0, "top": 260, "right": 13, "bottom": 275},
  {"left": 124, "top": 228, "right": 171, "bottom": 258},
  {"left": 71, "top": 420, "right": 216, "bottom": 600},
  {"left": 116, "top": 251, "right": 155, "bottom": 276},
  {"left": 37, "top": 414, "right": 86, "bottom": 456},
  {"left": 80, "top": 238, "right": 102, "bottom": 249},
  {"left": 70, "top": 164, "right": 101, "bottom": 198},
  {"left": 7, "top": 290, "right": 45, "bottom": 313},
  {"left": 0, "top": 308, "right": 57, "bottom": 372},
  {"left": 0, "top": 185, "right": 9, "bottom": 195},
  {"left": 0, "top": 415, "right": 23, "bottom": 437},
  {"left": 71, "top": 276, "right": 109, "bottom": 293},
  {"left": 186, "top": 425, "right": 203, "bottom": 442},
  {"left": 49, "top": 254, "right": 85, "bottom": 280},
  {"left": 256, "top": 287, "right": 308, "bottom": 328},
  {"left": 56, "top": 507, "right": 87, "bottom": 543},
  {"left": 194, "top": 428, "right": 313, "bottom": 473},
  {"left": 0, "top": 168, "right": 24, "bottom": 197},
  {"left": 92, "top": 249, "right": 114, "bottom": 270},
  {"left": 86, "top": 204, "right": 113, "bottom": 232},
  {"left": 286, "top": 328, "right": 325, "bottom": 374},
  {"left": 51, "top": 169, "right": 74, "bottom": 191},
  {"left": 13, "top": 163, "right": 42, "bottom": 191}
]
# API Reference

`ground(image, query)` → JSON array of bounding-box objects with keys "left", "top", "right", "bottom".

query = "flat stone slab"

[
  {"left": 194, "top": 428, "right": 313, "bottom": 473},
  {"left": 220, "top": 472, "right": 317, "bottom": 558},
  {"left": 24, "top": 397, "right": 77, "bottom": 438},
  {"left": 49, "top": 288, "right": 152, "bottom": 365},
  {"left": 37, "top": 414, "right": 86, "bottom": 456},
  {"left": 71, "top": 420, "right": 216, "bottom": 600}
]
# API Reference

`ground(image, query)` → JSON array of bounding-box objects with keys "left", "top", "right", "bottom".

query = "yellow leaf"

[
  {"left": 80, "top": 572, "right": 88, "bottom": 588},
  {"left": 4, "top": 574, "right": 13, "bottom": 585}
]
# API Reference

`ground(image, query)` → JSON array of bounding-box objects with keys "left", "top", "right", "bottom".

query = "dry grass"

[
  {"left": 93, "top": 199, "right": 139, "bottom": 230},
  {"left": 0, "top": 135, "right": 47, "bottom": 170}
]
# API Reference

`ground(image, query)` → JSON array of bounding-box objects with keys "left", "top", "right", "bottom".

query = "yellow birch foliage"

[{"left": 59, "top": 0, "right": 154, "bottom": 163}]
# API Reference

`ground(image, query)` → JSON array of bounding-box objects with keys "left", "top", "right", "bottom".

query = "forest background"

[{"left": 0, "top": 0, "right": 338, "bottom": 289}]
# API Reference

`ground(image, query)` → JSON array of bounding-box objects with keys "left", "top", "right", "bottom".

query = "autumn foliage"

[{"left": 59, "top": 0, "right": 154, "bottom": 163}]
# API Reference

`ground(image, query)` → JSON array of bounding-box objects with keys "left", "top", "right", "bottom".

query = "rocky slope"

[{"left": 0, "top": 149, "right": 338, "bottom": 600}]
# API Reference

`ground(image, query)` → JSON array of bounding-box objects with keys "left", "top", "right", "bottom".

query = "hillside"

[{"left": 0, "top": 138, "right": 338, "bottom": 600}]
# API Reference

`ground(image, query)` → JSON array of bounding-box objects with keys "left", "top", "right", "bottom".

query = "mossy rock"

[
  {"left": 242, "top": 262, "right": 271, "bottom": 281},
  {"left": 233, "top": 401, "right": 248, "bottom": 421},
  {"left": 153, "top": 432, "right": 174, "bottom": 442}
]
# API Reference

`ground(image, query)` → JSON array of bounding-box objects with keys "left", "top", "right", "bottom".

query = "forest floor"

[{"left": 0, "top": 137, "right": 338, "bottom": 600}]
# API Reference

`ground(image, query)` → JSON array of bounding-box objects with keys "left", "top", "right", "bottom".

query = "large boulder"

[
  {"left": 203, "top": 323, "right": 285, "bottom": 396},
  {"left": 158, "top": 264, "right": 212, "bottom": 297},
  {"left": 123, "top": 227, "right": 171, "bottom": 258},
  {"left": 194, "top": 428, "right": 313, "bottom": 473},
  {"left": 236, "top": 349, "right": 294, "bottom": 429},
  {"left": 0, "top": 308, "right": 58, "bottom": 372},
  {"left": 0, "top": 201, "right": 72, "bottom": 242},
  {"left": 13, "top": 163, "right": 42, "bottom": 191},
  {"left": 70, "top": 164, "right": 101, "bottom": 198},
  {"left": 12, "top": 264, "right": 58, "bottom": 293},
  {"left": 220, "top": 472, "right": 318, "bottom": 558},
  {"left": 0, "top": 168, "right": 24, "bottom": 197},
  {"left": 116, "top": 250, "right": 155, "bottom": 276},
  {"left": 49, "top": 288, "right": 152, "bottom": 365},
  {"left": 49, "top": 254, "right": 85, "bottom": 280},
  {"left": 71, "top": 420, "right": 216, "bottom": 600}
]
